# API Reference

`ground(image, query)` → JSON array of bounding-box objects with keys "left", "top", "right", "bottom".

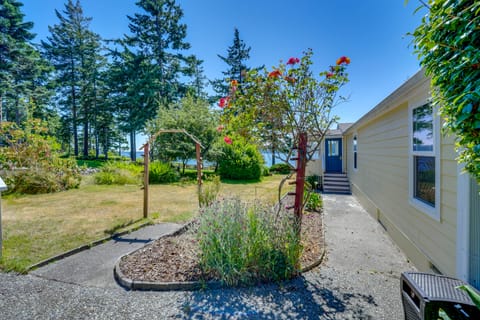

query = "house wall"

[
  {"left": 345, "top": 79, "right": 458, "bottom": 276},
  {"left": 306, "top": 136, "right": 348, "bottom": 176}
]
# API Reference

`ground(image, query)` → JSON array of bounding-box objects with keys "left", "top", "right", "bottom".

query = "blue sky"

[{"left": 22, "top": 0, "right": 425, "bottom": 125}]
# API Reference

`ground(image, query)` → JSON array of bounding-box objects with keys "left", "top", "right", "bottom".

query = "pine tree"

[
  {"left": 184, "top": 54, "right": 207, "bottom": 99},
  {"left": 0, "top": 0, "right": 35, "bottom": 124},
  {"left": 211, "top": 28, "right": 252, "bottom": 100},
  {"left": 42, "top": 0, "right": 103, "bottom": 157},
  {"left": 125, "top": 0, "right": 190, "bottom": 106},
  {"left": 116, "top": 0, "right": 192, "bottom": 160}
]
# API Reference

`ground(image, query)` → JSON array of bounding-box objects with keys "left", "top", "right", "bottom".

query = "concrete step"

[{"left": 322, "top": 173, "right": 351, "bottom": 195}]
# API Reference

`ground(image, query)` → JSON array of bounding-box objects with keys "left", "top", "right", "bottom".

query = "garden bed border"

[{"left": 113, "top": 212, "right": 326, "bottom": 291}]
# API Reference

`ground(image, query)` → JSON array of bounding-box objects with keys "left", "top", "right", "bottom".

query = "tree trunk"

[
  {"left": 0, "top": 93, "right": 3, "bottom": 125},
  {"left": 72, "top": 82, "right": 78, "bottom": 157},
  {"left": 14, "top": 97, "right": 20, "bottom": 125},
  {"left": 130, "top": 130, "right": 136, "bottom": 161},
  {"left": 83, "top": 112, "right": 89, "bottom": 157},
  {"left": 271, "top": 144, "right": 276, "bottom": 166}
]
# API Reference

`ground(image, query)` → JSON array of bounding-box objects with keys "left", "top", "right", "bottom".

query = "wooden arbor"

[{"left": 140, "top": 129, "right": 203, "bottom": 218}]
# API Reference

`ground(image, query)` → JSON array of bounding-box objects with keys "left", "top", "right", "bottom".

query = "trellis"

[{"left": 140, "top": 129, "right": 203, "bottom": 218}]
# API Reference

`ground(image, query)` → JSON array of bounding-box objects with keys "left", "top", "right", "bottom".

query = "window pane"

[
  {"left": 354, "top": 152, "right": 357, "bottom": 169},
  {"left": 353, "top": 136, "right": 357, "bottom": 152},
  {"left": 413, "top": 104, "right": 433, "bottom": 152},
  {"left": 414, "top": 156, "right": 435, "bottom": 207},
  {"left": 328, "top": 141, "right": 339, "bottom": 156}
]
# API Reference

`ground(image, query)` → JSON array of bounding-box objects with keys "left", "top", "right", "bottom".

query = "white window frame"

[
  {"left": 353, "top": 134, "right": 358, "bottom": 171},
  {"left": 408, "top": 100, "right": 441, "bottom": 221}
]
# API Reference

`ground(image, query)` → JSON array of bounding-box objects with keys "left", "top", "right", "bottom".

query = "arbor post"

[
  {"left": 143, "top": 142, "right": 149, "bottom": 219},
  {"left": 195, "top": 142, "right": 203, "bottom": 206},
  {"left": 0, "top": 177, "right": 7, "bottom": 259}
]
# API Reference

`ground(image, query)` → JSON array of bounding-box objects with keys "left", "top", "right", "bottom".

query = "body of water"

[{"left": 121, "top": 151, "right": 286, "bottom": 167}]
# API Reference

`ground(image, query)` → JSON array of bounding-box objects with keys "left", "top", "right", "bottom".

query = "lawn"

[{"left": 0, "top": 174, "right": 288, "bottom": 272}]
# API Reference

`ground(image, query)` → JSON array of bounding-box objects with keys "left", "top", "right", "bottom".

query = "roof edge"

[{"left": 344, "top": 69, "right": 429, "bottom": 135}]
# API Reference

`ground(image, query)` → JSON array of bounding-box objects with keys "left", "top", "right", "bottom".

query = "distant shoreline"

[{"left": 120, "top": 151, "right": 282, "bottom": 167}]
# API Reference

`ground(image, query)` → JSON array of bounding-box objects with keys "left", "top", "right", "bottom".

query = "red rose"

[
  {"left": 218, "top": 97, "right": 228, "bottom": 108},
  {"left": 286, "top": 57, "right": 300, "bottom": 65}
]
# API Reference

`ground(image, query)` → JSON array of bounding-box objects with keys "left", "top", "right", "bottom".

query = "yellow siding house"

[{"left": 315, "top": 69, "right": 480, "bottom": 289}]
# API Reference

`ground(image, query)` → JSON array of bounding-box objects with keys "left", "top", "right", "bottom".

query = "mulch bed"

[{"left": 119, "top": 199, "right": 324, "bottom": 283}]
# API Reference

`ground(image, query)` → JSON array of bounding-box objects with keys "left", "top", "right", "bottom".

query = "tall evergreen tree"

[
  {"left": 42, "top": 0, "right": 103, "bottom": 157},
  {"left": 211, "top": 28, "right": 251, "bottom": 100},
  {"left": 104, "top": 48, "right": 148, "bottom": 160},
  {"left": 0, "top": 0, "right": 35, "bottom": 123},
  {"left": 184, "top": 54, "right": 207, "bottom": 99},
  {"left": 125, "top": 0, "right": 190, "bottom": 105},
  {"left": 117, "top": 0, "right": 191, "bottom": 160}
]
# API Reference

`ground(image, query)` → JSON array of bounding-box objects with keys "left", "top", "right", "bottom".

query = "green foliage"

[
  {"left": 148, "top": 161, "right": 179, "bottom": 184},
  {"left": 180, "top": 169, "right": 216, "bottom": 181},
  {"left": 457, "top": 285, "right": 480, "bottom": 310},
  {"left": 196, "top": 198, "right": 302, "bottom": 286},
  {"left": 211, "top": 27, "right": 252, "bottom": 101},
  {"left": 94, "top": 161, "right": 142, "bottom": 185},
  {"left": 76, "top": 159, "right": 106, "bottom": 168},
  {"left": 262, "top": 165, "right": 270, "bottom": 177},
  {"left": 0, "top": 120, "right": 81, "bottom": 194},
  {"left": 147, "top": 95, "right": 219, "bottom": 168},
  {"left": 306, "top": 175, "right": 320, "bottom": 190},
  {"left": 220, "top": 49, "right": 350, "bottom": 164},
  {"left": 218, "top": 136, "right": 264, "bottom": 181},
  {"left": 42, "top": 0, "right": 104, "bottom": 157},
  {"left": 198, "top": 176, "right": 221, "bottom": 207},
  {"left": 412, "top": 0, "right": 480, "bottom": 182},
  {"left": 304, "top": 191, "right": 322, "bottom": 212},
  {"left": 269, "top": 163, "right": 292, "bottom": 174}
]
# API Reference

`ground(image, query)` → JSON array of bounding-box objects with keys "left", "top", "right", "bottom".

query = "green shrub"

[
  {"left": 181, "top": 169, "right": 216, "bottom": 181},
  {"left": 306, "top": 175, "right": 320, "bottom": 190},
  {"left": 0, "top": 120, "right": 81, "bottom": 195},
  {"left": 218, "top": 138, "right": 264, "bottom": 181},
  {"left": 198, "top": 176, "right": 221, "bottom": 207},
  {"left": 262, "top": 165, "right": 270, "bottom": 177},
  {"left": 94, "top": 161, "right": 142, "bottom": 185},
  {"left": 149, "top": 161, "right": 179, "bottom": 184},
  {"left": 269, "top": 163, "right": 292, "bottom": 174},
  {"left": 305, "top": 191, "right": 322, "bottom": 212},
  {"left": 196, "top": 198, "right": 302, "bottom": 286}
]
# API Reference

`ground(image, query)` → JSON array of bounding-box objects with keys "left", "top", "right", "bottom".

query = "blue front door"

[{"left": 325, "top": 138, "right": 342, "bottom": 173}]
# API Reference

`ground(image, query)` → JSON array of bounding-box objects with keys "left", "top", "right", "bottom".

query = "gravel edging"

[{"left": 114, "top": 213, "right": 326, "bottom": 291}]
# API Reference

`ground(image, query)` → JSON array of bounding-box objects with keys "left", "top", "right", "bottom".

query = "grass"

[{"left": 0, "top": 174, "right": 289, "bottom": 272}]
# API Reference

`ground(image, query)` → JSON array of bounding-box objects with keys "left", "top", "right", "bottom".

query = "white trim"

[
  {"left": 0, "top": 177, "right": 6, "bottom": 192},
  {"left": 456, "top": 163, "right": 470, "bottom": 281},
  {"left": 353, "top": 133, "right": 358, "bottom": 172},
  {"left": 408, "top": 101, "right": 441, "bottom": 221}
]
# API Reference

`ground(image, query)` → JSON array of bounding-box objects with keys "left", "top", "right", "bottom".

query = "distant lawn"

[{"left": 0, "top": 174, "right": 289, "bottom": 272}]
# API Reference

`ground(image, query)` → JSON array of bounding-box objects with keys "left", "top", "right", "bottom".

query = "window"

[
  {"left": 328, "top": 140, "right": 339, "bottom": 156},
  {"left": 410, "top": 102, "right": 439, "bottom": 219},
  {"left": 353, "top": 135, "right": 358, "bottom": 170}
]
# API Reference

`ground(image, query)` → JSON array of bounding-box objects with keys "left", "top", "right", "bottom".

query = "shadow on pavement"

[{"left": 180, "top": 275, "right": 379, "bottom": 319}]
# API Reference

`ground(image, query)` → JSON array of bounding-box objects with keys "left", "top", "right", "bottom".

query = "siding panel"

[{"left": 349, "top": 93, "right": 458, "bottom": 276}]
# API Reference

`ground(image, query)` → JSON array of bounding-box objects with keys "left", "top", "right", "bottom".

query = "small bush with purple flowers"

[{"left": 196, "top": 198, "right": 302, "bottom": 286}]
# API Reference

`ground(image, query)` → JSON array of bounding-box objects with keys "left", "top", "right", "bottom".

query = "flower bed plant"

[{"left": 196, "top": 198, "right": 302, "bottom": 286}]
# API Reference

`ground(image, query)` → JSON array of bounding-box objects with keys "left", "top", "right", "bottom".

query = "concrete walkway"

[
  {"left": 0, "top": 194, "right": 415, "bottom": 319},
  {"left": 30, "top": 223, "right": 181, "bottom": 289}
]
